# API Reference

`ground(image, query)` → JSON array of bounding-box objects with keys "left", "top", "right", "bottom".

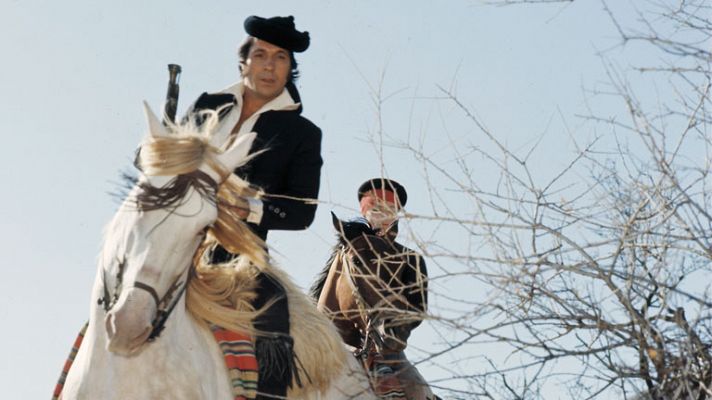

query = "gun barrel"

[{"left": 163, "top": 64, "right": 182, "bottom": 124}]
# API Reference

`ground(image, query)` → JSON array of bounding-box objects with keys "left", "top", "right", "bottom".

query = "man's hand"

[
  {"left": 233, "top": 196, "right": 250, "bottom": 220},
  {"left": 219, "top": 195, "right": 251, "bottom": 220}
]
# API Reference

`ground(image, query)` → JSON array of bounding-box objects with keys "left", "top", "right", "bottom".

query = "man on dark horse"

[
  {"left": 184, "top": 15, "right": 322, "bottom": 399},
  {"left": 355, "top": 178, "right": 428, "bottom": 341},
  {"left": 353, "top": 178, "right": 431, "bottom": 399}
]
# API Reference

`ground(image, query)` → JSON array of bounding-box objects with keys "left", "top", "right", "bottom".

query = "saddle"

[{"left": 190, "top": 250, "right": 349, "bottom": 398}]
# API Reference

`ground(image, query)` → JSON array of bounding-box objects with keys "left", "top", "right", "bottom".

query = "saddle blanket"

[
  {"left": 372, "top": 365, "right": 408, "bottom": 400},
  {"left": 52, "top": 322, "right": 88, "bottom": 400},
  {"left": 211, "top": 325, "right": 259, "bottom": 400},
  {"left": 52, "top": 323, "right": 259, "bottom": 400}
]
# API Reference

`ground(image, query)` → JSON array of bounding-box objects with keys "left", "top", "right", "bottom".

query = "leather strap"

[{"left": 132, "top": 281, "right": 161, "bottom": 308}]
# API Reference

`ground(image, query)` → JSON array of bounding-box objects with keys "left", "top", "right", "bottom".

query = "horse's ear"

[
  {"left": 143, "top": 101, "right": 169, "bottom": 138},
  {"left": 331, "top": 212, "right": 348, "bottom": 244},
  {"left": 332, "top": 212, "right": 377, "bottom": 243},
  {"left": 216, "top": 131, "right": 257, "bottom": 171},
  {"left": 331, "top": 211, "right": 344, "bottom": 230}
]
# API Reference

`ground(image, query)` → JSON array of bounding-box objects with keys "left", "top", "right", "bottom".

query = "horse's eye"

[{"left": 352, "top": 257, "right": 363, "bottom": 267}]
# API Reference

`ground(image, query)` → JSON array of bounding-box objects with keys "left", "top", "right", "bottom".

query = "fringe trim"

[{"left": 255, "top": 336, "right": 300, "bottom": 394}]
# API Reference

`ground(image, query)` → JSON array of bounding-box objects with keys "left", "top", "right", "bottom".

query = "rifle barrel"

[{"left": 163, "top": 64, "right": 182, "bottom": 125}]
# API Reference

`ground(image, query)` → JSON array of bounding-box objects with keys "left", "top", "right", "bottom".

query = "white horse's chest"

[{"left": 62, "top": 306, "right": 232, "bottom": 400}]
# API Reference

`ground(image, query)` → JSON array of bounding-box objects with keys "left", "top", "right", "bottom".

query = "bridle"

[
  {"left": 98, "top": 255, "right": 193, "bottom": 341},
  {"left": 338, "top": 242, "right": 409, "bottom": 357},
  {"left": 99, "top": 167, "right": 225, "bottom": 341}
]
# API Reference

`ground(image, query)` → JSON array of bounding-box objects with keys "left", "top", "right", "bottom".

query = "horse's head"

[
  {"left": 101, "top": 103, "right": 259, "bottom": 356},
  {"left": 330, "top": 213, "right": 412, "bottom": 353},
  {"left": 331, "top": 213, "right": 402, "bottom": 286}
]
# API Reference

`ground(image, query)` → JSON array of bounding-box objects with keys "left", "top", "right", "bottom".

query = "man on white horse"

[
  {"left": 184, "top": 15, "right": 322, "bottom": 399},
  {"left": 186, "top": 15, "right": 321, "bottom": 242}
]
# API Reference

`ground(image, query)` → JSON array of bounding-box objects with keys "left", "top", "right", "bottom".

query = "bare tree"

[{"left": 385, "top": 1, "right": 712, "bottom": 398}]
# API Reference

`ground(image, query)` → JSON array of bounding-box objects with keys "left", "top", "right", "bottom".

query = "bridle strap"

[
  {"left": 147, "top": 279, "right": 189, "bottom": 341},
  {"left": 131, "top": 271, "right": 189, "bottom": 341},
  {"left": 132, "top": 281, "right": 161, "bottom": 308}
]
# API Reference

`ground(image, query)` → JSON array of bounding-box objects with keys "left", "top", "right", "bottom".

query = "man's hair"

[{"left": 238, "top": 36, "right": 300, "bottom": 83}]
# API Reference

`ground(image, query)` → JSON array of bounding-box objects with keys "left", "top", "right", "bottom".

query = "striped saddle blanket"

[
  {"left": 52, "top": 323, "right": 259, "bottom": 400},
  {"left": 371, "top": 363, "right": 408, "bottom": 400}
]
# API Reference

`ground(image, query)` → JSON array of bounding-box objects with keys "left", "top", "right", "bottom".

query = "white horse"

[{"left": 60, "top": 104, "right": 375, "bottom": 399}]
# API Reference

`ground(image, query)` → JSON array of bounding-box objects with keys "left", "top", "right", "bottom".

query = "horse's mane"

[
  {"left": 101, "top": 111, "right": 270, "bottom": 334},
  {"left": 186, "top": 242, "right": 261, "bottom": 335},
  {"left": 308, "top": 242, "right": 341, "bottom": 300},
  {"left": 137, "top": 112, "right": 266, "bottom": 267}
]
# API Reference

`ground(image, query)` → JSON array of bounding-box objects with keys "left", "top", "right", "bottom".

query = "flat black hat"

[
  {"left": 357, "top": 178, "right": 408, "bottom": 207},
  {"left": 244, "top": 15, "right": 310, "bottom": 53}
]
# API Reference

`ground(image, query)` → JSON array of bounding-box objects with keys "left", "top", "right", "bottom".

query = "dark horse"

[{"left": 310, "top": 213, "right": 439, "bottom": 400}]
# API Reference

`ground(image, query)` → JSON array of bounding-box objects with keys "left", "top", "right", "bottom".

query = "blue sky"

[{"left": 0, "top": 0, "right": 665, "bottom": 398}]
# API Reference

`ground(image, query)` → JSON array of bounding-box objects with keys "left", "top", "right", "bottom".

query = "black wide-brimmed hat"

[
  {"left": 244, "top": 15, "right": 310, "bottom": 53},
  {"left": 357, "top": 178, "right": 408, "bottom": 207}
]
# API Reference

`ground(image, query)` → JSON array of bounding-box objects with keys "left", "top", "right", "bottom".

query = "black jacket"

[
  {"left": 187, "top": 83, "right": 323, "bottom": 241},
  {"left": 186, "top": 83, "right": 322, "bottom": 398},
  {"left": 394, "top": 241, "right": 428, "bottom": 320}
]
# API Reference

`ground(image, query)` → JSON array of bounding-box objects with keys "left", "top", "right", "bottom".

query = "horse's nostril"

[{"left": 105, "top": 313, "right": 115, "bottom": 338}]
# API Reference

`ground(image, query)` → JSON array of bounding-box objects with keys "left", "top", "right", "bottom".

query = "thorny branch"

[{"left": 376, "top": 1, "right": 712, "bottom": 398}]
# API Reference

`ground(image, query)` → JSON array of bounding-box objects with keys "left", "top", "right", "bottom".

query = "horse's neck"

[
  {"left": 317, "top": 255, "right": 342, "bottom": 311},
  {"left": 317, "top": 253, "right": 364, "bottom": 348}
]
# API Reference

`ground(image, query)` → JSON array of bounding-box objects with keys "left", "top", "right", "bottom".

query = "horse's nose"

[
  {"left": 104, "top": 309, "right": 152, "bottom": 356},
  {"left": 105, "top": 312, "right": 116, "bottom": 339}
]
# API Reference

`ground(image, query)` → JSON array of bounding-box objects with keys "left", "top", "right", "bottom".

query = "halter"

[
  {"left": 98, "top": 256, "right": 194, "bottom": 341},
  {"left": 99, "top": 165, "right": 228, "bottom": 341}
]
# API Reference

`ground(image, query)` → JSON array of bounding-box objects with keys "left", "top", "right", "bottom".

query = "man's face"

[
  {"left": 361, "top": 192, "right": 399, "bottom": 231},
  {"left": 242, "top": 39, "right": 291, "bottom": 102}
]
